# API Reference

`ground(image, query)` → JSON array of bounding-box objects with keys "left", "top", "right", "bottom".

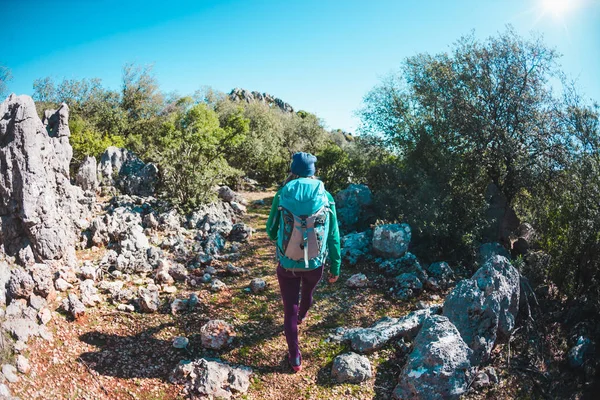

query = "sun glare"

[{"left": 539, "top": 0, "right": 581, "bottom": 18}]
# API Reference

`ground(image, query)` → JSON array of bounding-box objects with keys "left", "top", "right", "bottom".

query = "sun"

[{"left": 539, "top": 0, "right": 582, "bottom": 18}]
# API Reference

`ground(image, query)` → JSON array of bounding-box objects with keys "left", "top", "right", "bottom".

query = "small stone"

[
  {"left": 346, "top": 273, "right": 368, "bottom": 288},
  {"left": 204, "top": 266, "right": 218, "bottom": 275},
  {"left": 54, "top": 278, "right": 72, "bottom": 292},
  {"left": 13, "top": 341, "right": 27, "bottom": 353},
  {"left": 188, "top": 293, "right": 199, "bottom": 309},
  {"left": 29, "top": 294, "right": 47, "bottom": 310},
  {"left": 226, "top": 263, "right": 246, "bottom": 276},
  {"left": 201, "top": 273, "right": 212, "bottom": 283},
  {"left": 472, "top": 371, "right": 490, "bottom": 389},
  {"left": 200, "top": 320, "right": 235, "bottom": 350},
  {"left": 249, "top": 278, "right": 266, "bottom": 294},
  {"left": 0, "top": 383, "right": 9, "bottom": 397},
  {"left": 171, "top": 299, "right": 188, "bottom": 314},
  {"left": 138, "top": 286, "right": 160, "bottom": 313},
  {"left": 331, "top": 352, "right": 372, "bottom": 383},
  {"left": 38, "top": 308, "right": 52, "bottom": 325},
  {"left": 163, "top": 285, "right": 178, "bottom": 294},
  {"left": 117, "top": 304, "right": 135, "bottom": 312},
  {"left": 211, "top": 279, "right": 227, "bottom": 292},
  {"left": 173, "top": 336, "right": 189, "bottom": 349},
  {"left": 16, "top": 355, "right": 30, "bottom": 374},
  {"left": 1, "top": 364, "right": 19, "bottom": 383},
  {"left": 63, "top": 294, "right": 86, "bottom": 320}
]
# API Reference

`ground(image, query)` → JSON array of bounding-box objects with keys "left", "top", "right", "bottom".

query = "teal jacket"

[{"left": 267, "top": 188, "right": 342, "bottom": 276}]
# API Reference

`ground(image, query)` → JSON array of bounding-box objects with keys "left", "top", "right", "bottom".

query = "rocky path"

[{"left": 9, "top": 191, "right": 411, "bottom": 400}]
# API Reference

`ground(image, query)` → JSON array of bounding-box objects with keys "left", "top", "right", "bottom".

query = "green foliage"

[
  {"left": 151, "top": 103, "right": 248, "bottom": 211},
  {"left": 69, "top": 115, "right": 125, "bottom": 165}
]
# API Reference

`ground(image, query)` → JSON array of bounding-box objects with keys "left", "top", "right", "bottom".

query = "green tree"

[{"left": 153, "top": 103, "right": 248, "bottom": 210}]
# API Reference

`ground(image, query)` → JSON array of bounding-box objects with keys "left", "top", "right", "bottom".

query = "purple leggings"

[{"left": 276, "top": 264, "right": 324, "bottom": 359}]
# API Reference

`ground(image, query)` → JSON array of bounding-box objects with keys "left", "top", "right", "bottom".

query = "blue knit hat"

[{"left": 290, "top": 152, "right": 317, "bottom": 177}]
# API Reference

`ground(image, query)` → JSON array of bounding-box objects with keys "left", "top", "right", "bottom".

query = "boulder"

[
  {"left": 0, "top": 96, "right": 85, "bottom": 262},
  {"left": 1, "top": 364, "right": 19, "bottom": 383},
  {"left": 29, "top": 263, "right": 56, "bottom": 299},
  {"left": 16, "top": 355, "right": 30, "bottom": 374},
  {"left": 336, "top": 307, "right": 439, "bottom": 353},
  {"left": 171, "top": 358, "right": 252, "bottom": 399},
  {"left": 98, "top": 146, "right": 158, "bottom": 196},
  {"left": 341, "top": 231, "right": 371, "bottom": 265},
  {"left": 80, "top": 279, "right": 101, "bottom": 307},
  {"left": 75, "top": 156, "right": 98, "bottom": 191},
  {"left": 200, "top": 320, "right": 235, "bottom": 350},
  {"left": 443, "top": 255, "right": 520, "bottom": 365},
  {"left": 62, "top": 294, "right": 86, "bottom": 320},
  {"left": 218, "top": 186, "right": 247, "bottom": 205},
  {"left": 7, "top": 269, "right": 34, "bottom": 300},
  {"left": 426, "top": 261, "right": 454, "bottom": 288},
  {"left": 331, "top": 352, "right": 372, "bottom": 383},
  {"left": 372, "top": 223, "right": 411, "bottom": 259},
  {"left": 138, "top": 285, "right": 160, "bottom": 313},
  {"left": 393, "top": 315, "right": 473, "bottom": 400},
  {"left": 335, "top": 184, "right": 373, "bottom": 233}
]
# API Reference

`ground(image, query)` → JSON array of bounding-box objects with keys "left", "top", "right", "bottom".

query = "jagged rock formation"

[
  {"left": 97, "top": 146, "right": 158, "bottom": 197},
  {"left": 229, "top": 88, "right": 294, "bottom": 113},
  {"left": 0, "top": 94, "right": 87, "bottom": 264}
]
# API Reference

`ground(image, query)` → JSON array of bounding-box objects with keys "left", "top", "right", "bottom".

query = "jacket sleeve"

[
  {"left": 266, "top": 190, "right": 281, "bottom": 241},
  {"left": 326, "top": 192, "right": 342, "bottom": 276}
]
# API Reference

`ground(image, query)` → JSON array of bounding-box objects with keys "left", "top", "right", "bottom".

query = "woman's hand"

[{"left": 328, "top": 274, "right": 339, "bottom": 284}]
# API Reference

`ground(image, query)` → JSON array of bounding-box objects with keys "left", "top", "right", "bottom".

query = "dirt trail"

[{"left": 10, "top": 191, "right": 410, "bottom": 400}]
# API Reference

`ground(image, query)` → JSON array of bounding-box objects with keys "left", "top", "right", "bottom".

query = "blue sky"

[{"left": 3, "top": 0, "right": 599, "bottom": 132}]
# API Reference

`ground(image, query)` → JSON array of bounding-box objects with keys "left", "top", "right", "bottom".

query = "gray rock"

[
  {"left": 249, "top": 278, "right": 266, "bottom": 293},
  {"left": 54, "top": 277, "right": 72, "bottom": 292},
  {"left": 170, "top": 298, "right": 188, "bottom": 315},
  {"left": 0, "top": 383, "right": 10, "bottom": 397},
  {"left": 229, "top": 223, "right": 253, "bottom": 242},
  {"left": 331, "top": 352, "right": 372, "bottom": 383},
  {"left": 426, "top": 261, "right": 454, "bottom": 288},
  {"left": 29, "top": 263, "right": 55, "bottom": 299},
  {"left": 346, "top": 273, "right": 368, "bottom": 288},
  {"left": 155, "top": 259, "right": 174, "bottom": 285},
  {"left": 98, "top": 147, "right": 157, "bottom": 196},
  {"left": 80, "top": 279, "right": 101, "bottom": 307},
  {"left": 38, "top": 308, "right": 52, "bottom": 325},
  {"left": 200, "top": 320, "right": 235, "bottom": 350},
  {"left": 211, "top": 279, "right": 227, "bottom": 292},
  {"left": 169, "top": 263, "right": 188, "bottom": 282},
  {"left": 3, "top": 317, "right": 39, "bottom": 342},
  {"left": 380, "top": 252, "right": 428, "bottom": 281},
  {"left": 0, "top": 96, "right": 85, "bottom": 263},
  {"left": 217, "top": 186, "right": 247, "bottom": 205},
  {"left": 201, "top": 273, "right": 212, "bottom": 283},
  {"left": 477, "top": 242, "right": 510, "bottom": 265},
  {"left": 138, "top": 285, "right": 160, "bottom": 313},
  {"left": 372, "top": 223, "right": 411, "bottom": 259},
  {"left": 63, "top": 293, "right": 86, "bottom": 320},
  {"left": 187, "top": 202, "right": 236, "bottom": 236},
  {"left": 142, "top": 212, "right": 159, "bottom": 229},
  {"left": 396, "top": 273, "right": 423, "bottom": 291},
  {"left": 28, "top": 294, "right": 46, "bottom": 311},
  {"left": 117, "top": 304, "right": 135, "bottom": 312},
  {"left": 16, "top": 355, "right": 30, "bottom": 374},
  {"left": 171, "top": 358, "right": 252, "bottom": 399},
  {"left": 80, "top": 264, "right": 100, "bottom": 281},
  {"left": 338, "top": 307, "right": 438, "bottom": 353},
  {"left": 471, "top": 371, "right": 490, "bottom": 390},
  {"left": 0, "top": 261, "right": 10, "bottom": 305},
  {"left": 1, "top": 364, "right": 18, "bottom": 383},
  {"left": 335, "top": 184, "right": 373, "bottom": 233},
  {"left": 393, "top": 315, "right": 473, "bottom": 400},
  {"left": 75, "top": 156, "right": 98, "bottom": 191},
  {"left": 7, "top": 269, "right": 34, "bottom": 300},
  {"left": 341, "top": 231, "right": 371, "bottom": 265},
  {"left": 173, "top": 336, "right": 189, "bottom": 349},
  {"left": 568, "top": 336, "right": 593, "bottom": 368},
  {"left": 226, "top": 263, "right": 246, "bottom": 276},
  {"left": 443, "top": 255, "right": 520, "bottom": 365}
]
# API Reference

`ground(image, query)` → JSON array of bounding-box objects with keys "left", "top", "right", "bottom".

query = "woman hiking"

[{"left": 266, "top": 152, "right": 341, "bottom": 372}]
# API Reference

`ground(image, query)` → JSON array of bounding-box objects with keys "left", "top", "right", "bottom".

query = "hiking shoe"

[{"left": 289, "top": 354, "right": 302, "bottom": 372}]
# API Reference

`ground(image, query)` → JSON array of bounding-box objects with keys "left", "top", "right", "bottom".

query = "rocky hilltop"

[{"left": 228, "top": 88, "right": 294, "bottom": 113}]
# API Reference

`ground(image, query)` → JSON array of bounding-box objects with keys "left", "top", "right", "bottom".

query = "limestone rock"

[
  {"left": 0, "top": 95, "right": 84, "bottom": 262},
  {"left": 138, "top": 285, "right": 160, "bottom": 313},
  {"left": 200, "top": 320, "right": 235, "bottom": 350},
  {"left": 393, "top": 315, "right": 473, "bottom": 400},
  {"left": 7, "top": 269, "right": 34, "bottom": 300},
  {"left": 1, "top": 364, "right": 18, "bottom": 383},
  {"left": 16, "top": 355, "right": 30, "bottom": 374},
  {"left": 249, "top": 278, "right": 266, "bottom": 293},
  {"left": 63, "top": 294, "right": 86, "bottom": 320},
  {"left": 80, "top": 279, "right": 101, "bottom": 307},
  {"left": 346, "top": 273, "right": 368, "bottom": 288},
  {"left": 372, "top": 223, "right": 411, "bottom": 259},
  {"left": 341, "top": 231, "right": 371, "bottom": 265},
  {"left": 331, "top": 352, "right": 372, "bottom": 383},
  {"left": 443, "top": 255, "right": 520, "bottom": 365},
  {"left": 29, "top": 263, "right": 56, "bottom": 299},
  {"left": 75, "top": 156, "right": 98, "bottom": 191},
  {"left": 171, "top": 358, "right": 252, "bottom": 399}
]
